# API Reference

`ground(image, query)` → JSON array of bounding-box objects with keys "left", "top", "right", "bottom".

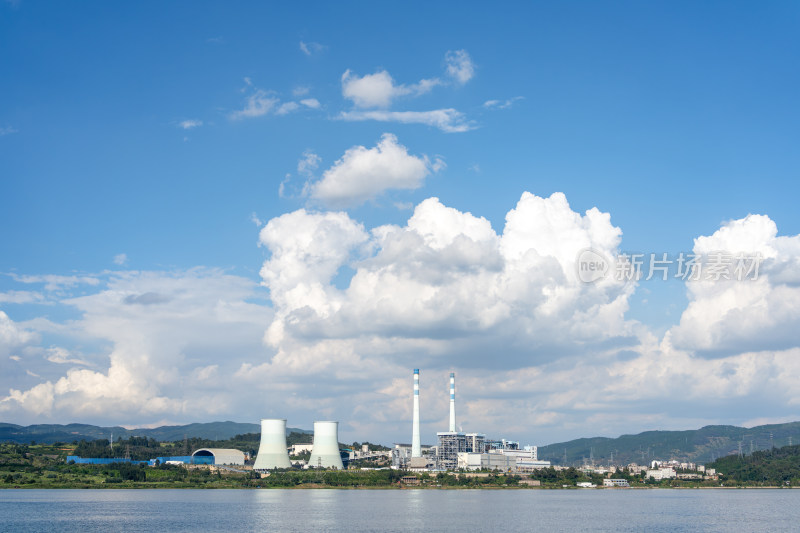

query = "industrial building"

[
  {"left": 290, "top": 443, "right": 313, "bottom": 455},
  {"left": 391, "top": 443, "right": 434, "bottom": 469},
  {"left": 67, "top": 448, "right": 245, "bottom": 467},
  {"left": 457, "top": 452, "right": 516, "bottom": 471},
  {"left": 437, "top": 431, "right": 467, "bottom": 470},
  {"left": 191, "top": 448, "right": 246, "bottom": 466},
  {"left": 465, "top": 433, "right": 486, "bottom": 453}
]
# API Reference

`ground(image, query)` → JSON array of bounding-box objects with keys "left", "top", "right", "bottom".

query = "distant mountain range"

[
  {"left": 538, "top": 421, "right": 800, "bottom": 466},
  {"left": 0, "top": 421, "right": 311, "bottom": 444}
]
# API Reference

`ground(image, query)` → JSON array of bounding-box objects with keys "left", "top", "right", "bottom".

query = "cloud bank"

[{"left": 3, "top": 194, "right": 800, "bottom": 444}]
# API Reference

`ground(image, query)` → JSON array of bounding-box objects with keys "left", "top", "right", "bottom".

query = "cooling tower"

[
  {"left": 412, "top": 369, "right": 421, "bottom": 457},
  {"left": 308, "top": 421, "right": 344, "bottom": 469},
  {"left": 449, "top": 372, "right": 456, "bottom": 432},
  {"left": 253, "top": 418, "right": 291, "bottom": 470}
]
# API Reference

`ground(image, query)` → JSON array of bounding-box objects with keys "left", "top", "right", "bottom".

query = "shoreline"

[{"left": 2, "top": 484, "right": 797, "bottom": 491}]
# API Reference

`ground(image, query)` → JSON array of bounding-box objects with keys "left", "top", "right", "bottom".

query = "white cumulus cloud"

[
  {"left": 306, "top": 134, "right": 437, "bottom": 208},
  {"left": 259, "top": 192, "right": 633, "bottom": 373},
  {"left": 668, "top": 214, "right": 800, "bottom": 356},
  {"left": 341, "top": 70, "right": 439, "bottom": 109}
]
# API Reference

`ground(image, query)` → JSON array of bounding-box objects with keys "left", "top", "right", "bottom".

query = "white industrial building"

[
  {"left": 457, "top": 452, "right": 551, "bottom": 472},
  {"left": 646, "top": 467, "right": 676, "bottom": 480},
  {"left": 290, "top": 443, "right": 314, "bottom": 455},
  {"left": 191, "top": 448, "right": 246, "bottom": 466},
  {"left": 493, "top": 447, "right": 538, "bottom": 461},
  {"left": 515, "top": 459, "right": 552, "bottom": 472},
  {"left": 458, "top": 452, "right": 516, "bottom": 471}
]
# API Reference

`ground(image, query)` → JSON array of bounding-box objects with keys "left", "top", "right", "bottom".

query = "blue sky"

[{"left": 1, "top": 1, "right": 799, "bottom": 445}]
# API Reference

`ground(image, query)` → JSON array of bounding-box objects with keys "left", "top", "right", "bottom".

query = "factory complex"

[
  {"left": 68, "top": 368, "right": 549, "bottom": 474},
  {"left": 390, "top": 370, "right": 551, "bottom": 473}
]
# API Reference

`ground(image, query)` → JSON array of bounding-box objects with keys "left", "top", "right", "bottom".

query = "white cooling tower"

[
  {"left": 308, "top": 421, "right": 344, "bottom": 469},
  {"left": 412, "top": 369, "right": 421, "bottom": 457},
  {"left": 449, "top": 372, "right": 456, "bottom": 432},
  {"left": 253, "top": 418, "right": 291, "bottom": 470}
]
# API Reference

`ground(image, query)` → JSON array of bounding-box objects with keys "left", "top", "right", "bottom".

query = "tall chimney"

[
  {"left": 412, "top": 369, "right": 421, "bottom": 457},
  {"left": 449, "top": 372, "right": 456, "bottom": 432}
]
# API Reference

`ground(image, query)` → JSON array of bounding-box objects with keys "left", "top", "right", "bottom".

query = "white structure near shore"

[{"left": 253, "top": 418, "right": 291, "bottom": 470}]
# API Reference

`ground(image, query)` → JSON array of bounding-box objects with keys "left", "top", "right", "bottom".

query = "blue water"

[{"left": 1, "top": 489, "right": 799, "bottom": 532}]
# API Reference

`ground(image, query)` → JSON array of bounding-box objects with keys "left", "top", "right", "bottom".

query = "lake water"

[{"left": 1, "top": 488, "right": 799, "bottom": 532}]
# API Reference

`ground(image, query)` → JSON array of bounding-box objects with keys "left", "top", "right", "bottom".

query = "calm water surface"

[{"left": 2, "top": 488, "right": 799, "bottom": 532}]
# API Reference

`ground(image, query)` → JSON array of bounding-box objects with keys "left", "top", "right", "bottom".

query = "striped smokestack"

[
  {"left": 449, "top": 372, "right": 456, "bottom": 432},
  {"left": 412, "top": 369, "right": 421, "bottom": 457}
]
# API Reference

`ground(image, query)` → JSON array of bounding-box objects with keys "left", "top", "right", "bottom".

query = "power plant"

[
  {"left": 390, "top": 369, "right": 550, "bottom": 472},
  {"left": 251, "top": 368, "right": 547, "bottom": 473},
  {"left": 253, "top": 418, "right": 291, "bottom": 470},
  {"left": 308, "top": 421, "right": 344, "bottom": 469},
  {"left": 412, "top": 369, "right": 421, "bottom": 457}
]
